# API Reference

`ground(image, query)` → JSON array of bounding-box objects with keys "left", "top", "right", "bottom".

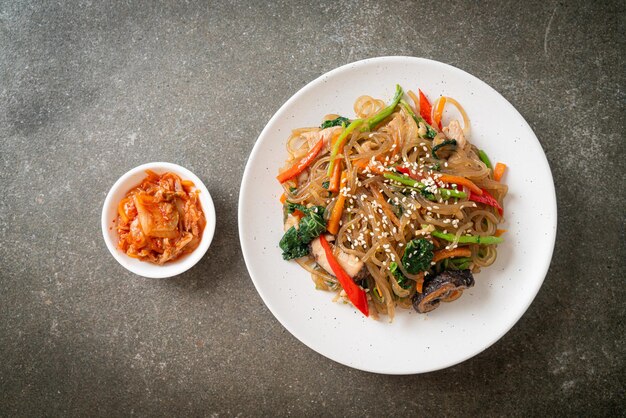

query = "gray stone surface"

[{"left": 1, "top": 0, "right": 624, "bottom": 416}]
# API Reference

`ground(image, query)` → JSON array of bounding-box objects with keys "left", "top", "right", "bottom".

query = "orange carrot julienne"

[
  {"left": 326, "top": 172, "right": 348, "bottom": 235},
  {"left": 494, "top": 162, "right": 507, "bottom": 182},
  {"left": 432, "top": 248, "right": 472, "bottom": 263},
  {"left": 328, "top": 160, "right": 343, "bottom": 193},
  {"left": 439, "top": 174, "right": 483, "bottom": 196},
  {"left": 354, "top": 158, "right": 387, "bottom": 175},
  {"left": 433, "top": 96, "right": 446, "bottom": 130},
  {"left": 416, "top": 272, "right": 425, "bottom": 293},
  {"left": 370, "top": 187, "right": 401, "bottom": 228},
  {"left": 276, "top": 138, "right": 324, "bottom": 183},
  {"left": 495, "top": 229, "right": 507, "bottom": 237},
  {"left": 280, "top": 193, "right": 287, "bottom": 204}
]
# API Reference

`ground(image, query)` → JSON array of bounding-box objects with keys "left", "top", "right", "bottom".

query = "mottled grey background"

[{"left": 1, "top": 0, "right": 624, "bottom": 416}]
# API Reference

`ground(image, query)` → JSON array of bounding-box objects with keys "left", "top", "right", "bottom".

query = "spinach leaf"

[
  {"left": 402, "top": 238, "right": 434, "bottom": 273},
  {"left": 279, "top": 204, "right": 327, "bottom": 260},
  {"left": 425, "top": 126, "right": 437, "bottom": 139},
  {"left": 431, "top": 139, "right": 457, "bottom": 159},
  {"left": 390, "top": 262, "right": 412, "bottom": 289},
  {"left": 279, "top": 227, "right": 309, "bottom": 260},
  {"left": 320, "top": 116, "right": 349, "bottom": 129}
]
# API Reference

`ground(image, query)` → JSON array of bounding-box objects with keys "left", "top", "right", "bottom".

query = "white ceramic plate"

[{"left": 238, "top": 57, "right": 557, "bottom": 374}]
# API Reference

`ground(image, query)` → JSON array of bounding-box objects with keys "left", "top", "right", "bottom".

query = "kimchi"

[{"left": 117, "top": 170, "right": 206, "bottom": 264}]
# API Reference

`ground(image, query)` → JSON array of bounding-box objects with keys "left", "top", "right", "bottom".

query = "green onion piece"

[
  {"left": 383, "top": 172, "right": 423, "bottom": 188},
  {"left": 327, "top": 119, "right": 364, "bottom": 176},
  {"left": 439, "top": 189, "right": 467, "bottom": 199},
  {"left": 361, "top": 85, "right": 403, "bottom": 132},
  {"left": 431, "top": 230, "right": 503, "bottom": 245},
  {"left": 478, "top": 150, "right": 492, "bottom": 169},
  {"left": 456, "top": 261, "right": 472, "bottom": 270},
  {"left": 400, "top": 100, "right": 437, "bottom": 139}
]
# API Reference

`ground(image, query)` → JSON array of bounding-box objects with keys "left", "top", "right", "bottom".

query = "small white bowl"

[{"left": 101, "top": 162, "right": 216, "bottom": 278}]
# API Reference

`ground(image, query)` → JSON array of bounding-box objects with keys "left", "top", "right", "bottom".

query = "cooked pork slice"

[{"left": 309, "top": 235, "right": 368, "bottom": 279}]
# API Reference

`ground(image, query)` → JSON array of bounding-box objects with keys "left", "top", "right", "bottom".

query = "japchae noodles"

[{"left": 277, "top": 85, "right": 507, "bottom": 320}]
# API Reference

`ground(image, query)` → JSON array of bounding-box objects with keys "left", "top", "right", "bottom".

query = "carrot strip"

[
  {"left": 495, "top": 229, "right": 507, "bottom": 237},
  {"left": 277, "top": 138, "right": 324, "bottom": 183},
  {"left": 353, "top": 159, "right": 369, "bottom": 170},
  {"left": 433, "top": 96, "right": 446, "bottom": 130},
  {"left": 439, "top": 174, "right": 483, "bottom": 196},
  {"left": 432, "top": 248, "right": 472, "bottom": 263},
  {"left": 494, "top": 162, "right": 507, "bottom": 182},
  {"left": 370, "top": 187, "right": 401, "bottom": 228},
  {"left": 416, "top": 272, "right": 425, "bottom": 294},
  {"left": 326, "top": 172, "right": 348, "bottom": 235},
  {"left": 354, "top": 159, "right": 385, "bottom": 174},
  {"left": 279, "top": 193, "right": 287, "bottom": 204},
  {"left": 328, "top": 160, "right": 343, "bottom": 193}
]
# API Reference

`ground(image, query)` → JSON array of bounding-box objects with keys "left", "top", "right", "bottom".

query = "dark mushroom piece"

[{"left": 412, "top": 269, "right": 475, "bottom": 313}]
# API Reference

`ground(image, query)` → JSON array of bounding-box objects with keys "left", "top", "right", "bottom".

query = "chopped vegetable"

[
  {"left": 478, "top": 150, "right": 492, "bottom": 169},
  {"left": 433, "top": 96, "right": 446, "bottom": 130},
  {"left": 400, "top": 100, "right": 437, "bottom": 139},
  {"left": 361, "top": 84, "right": 403, "bottom": 132},
  {"left": 433, "top": 247, "right": 472, "bottom": 263},
  {"left": 450, "top": 257, "right": 472, "bottom": 270},
  {"left": 326, "top": 172, "right": 348, "bottom": 235},
  {"left": 469, "top": 188, "right": 503, "bottom": 215},
  {"left": 277, "top": 138, "right": 325, "bottom": 183},
  {"left": 383, "top": 172, "right": 423, "bottom": 188},
  {"left": 439, "top": 188, "right": 467, "bottom": 199},
  {"left": 328, "top": 160, "right": 343, "bottom": 193},
  {"left": 438, "top": 174, "right": 483, "bottom": 196},
  {"left": 318, "top": 235, "right": 369, "bottom": 317},
  {"left": 431, "top": 139, "right": 457, "bottom": 159},
  {"left": 320, "top": 116, "right": 349, "bottom": 129},
  {"left": 495, "top": 229, "right": 507, "bottom": 237},
  {"left": 494, "top": 162, "right": 507, "bottom": 181},
  {"left": 415, "top": 272, "right": 425, "bottom": 293},
  {"left": 280, "top": 193, "right": 287, "bottom": 204},
  {"left": 395, "top": 166, "right": 424, "bottom": 180},
  {"left": 370, "top": 187, "right": 401, "bottom": 227},
  {"left": 116, "top": 171, "right": 206, "bottom": 264},
  {"left": 384, "top": 172, "right": 466, "bottom": 201},
  {"left": 431, "top": 230, "right": 503, "bottom": 245},
  {"left": 279, "top": 227, "right": 310, "bottom": 260},
  {"left": 389, "top": 261, "right": 412, "bottom": 289},
  {"left": 418, "top": 89, "right": 433, "bottom": 125},
  {"left": 327, "top": 119, "right": 364, "bottom": 176},
  {"left": 402, "top": 238, "right": 434, "bottom": 274},
  {"left": 279, "top": 204, "right": 326, "bottom": 260},
  {"left": 321, "top": 181, "right": 330, "bottom": 189}
]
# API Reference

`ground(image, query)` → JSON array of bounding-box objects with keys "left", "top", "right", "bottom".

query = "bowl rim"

[{"left": 101, "top": 161, "right": 216, "bottom": 278}]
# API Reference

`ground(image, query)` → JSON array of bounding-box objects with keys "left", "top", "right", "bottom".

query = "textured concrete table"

[{"left": 1, "top": 1, "right": 623, "bottom": 416}]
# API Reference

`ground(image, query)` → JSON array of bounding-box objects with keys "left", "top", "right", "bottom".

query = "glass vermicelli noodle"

[{"left": 276, "top": 85, "right": 508, "bottom": 321}]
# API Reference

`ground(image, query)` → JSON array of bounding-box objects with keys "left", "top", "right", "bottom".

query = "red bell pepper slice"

[
  {"left": 318, "top": 235, "right": 369, "bottom": 317},
  {"left": 276, "top": 138, "right": 324, "bottom": 183},
  {"left": 418, "top": 89, "right": 433, "bottom": 126},
  {"left": 469, "top": 188, "right": 503, "bottom": 215}
]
